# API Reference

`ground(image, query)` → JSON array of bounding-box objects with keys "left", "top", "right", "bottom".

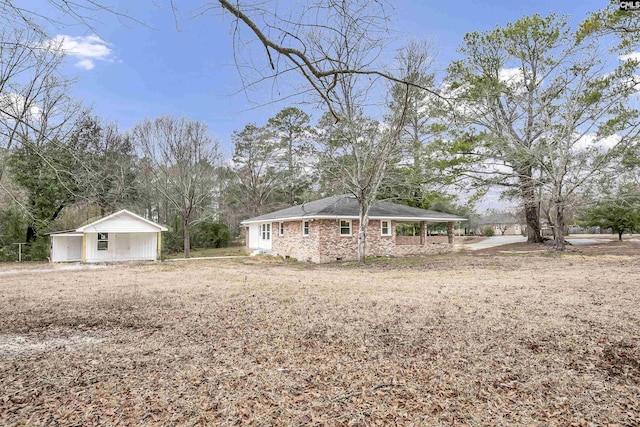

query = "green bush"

[
  {"left": 0, "top": 246, "right": 16, "bottom": 262},
  {"left": 193, "top": 222, "right": 231, "bottom": 248},
  {"left": 24, "top": 237, "right": 50, "bottom": 261},
  {"left": 0, "top": 208, "right": 28, "bottom": 262},
  {"left": 483, "top": 226, "right": 495, "bottom": 237},
  {"left": 163, "top": 216, "right": 184, "bottom": 254}
]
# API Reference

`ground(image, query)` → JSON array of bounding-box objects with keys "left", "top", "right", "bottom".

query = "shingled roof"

[{"left": 241, "top": 194, "right": 466, "bottom": 224}]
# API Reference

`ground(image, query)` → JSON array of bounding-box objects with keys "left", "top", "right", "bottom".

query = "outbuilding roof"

[
  {"left": 48, "top": 210, "right": 168, "bottom": 235},
  {"left": 75, "top": 209, "right": 168, "bottom": 232},
  {"left": 241, "top": 194, "right": 466, "bottom": 224}
]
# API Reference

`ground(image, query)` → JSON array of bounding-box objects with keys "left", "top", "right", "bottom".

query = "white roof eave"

[
  {"left": 75, "top": 209, "right": 168, "bottom": 232},
  {"left": 241, "top": 215, "right": 467, "bottom": 225}
]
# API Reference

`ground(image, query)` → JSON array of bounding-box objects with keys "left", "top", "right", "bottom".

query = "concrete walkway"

[
  {"left": 463, "top": 236, "right": 527, "bottom": 251},
  {"left": 164, "top": 255, "right": 249, "bottom": 262},
  {"left": 463, "top": 235, "right": 614, "bottom": 251},
  {"left": 566, "top": 238, "right": 611, "bottom": 246}
]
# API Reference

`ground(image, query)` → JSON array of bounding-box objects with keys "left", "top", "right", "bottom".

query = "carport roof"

[
  {"left": 241, "top": 194, "right": 467, "bottom": 224},
  {"left": 45, "top": 230, "right": 83, "bottom": 237}
]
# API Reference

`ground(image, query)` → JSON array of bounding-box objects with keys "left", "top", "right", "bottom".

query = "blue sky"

[{"left": 43, "top": 0, "right": 606, "bottom": 156}]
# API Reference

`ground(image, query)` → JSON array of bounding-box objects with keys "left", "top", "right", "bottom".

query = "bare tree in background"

[
  {"left": 0, "top": 27, "right": 79, "bottom": 177},
  {"left": 133, "top": 116, "right": 220, "bottom": 258}
]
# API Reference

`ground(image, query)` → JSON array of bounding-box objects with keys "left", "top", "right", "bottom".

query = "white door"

[
  {"left": 248, "top": 224, "right": 260, "bottom": 249},
  {"left": 115, "top": 233, "right": 131, "bottom": 260},
  {"left": 259, "top": 223, "right": 272, "bottom": 250},
  {"left": 67, "top": 237, "right": 82, "bottom": 261}
]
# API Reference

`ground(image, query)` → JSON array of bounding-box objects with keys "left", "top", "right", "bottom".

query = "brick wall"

[
  {"left": 269, "top": 218, "right": 455, "bottom": 263},
  {"left": 316, "top": 219, "right": 453, "bottom": 263},
  {"left": 271, "top": 220, "right": 320, "bottom": 263}
]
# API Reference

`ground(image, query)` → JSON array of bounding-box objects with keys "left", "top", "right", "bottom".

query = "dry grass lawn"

[{"left": 1, "top": 252, "right": 639, "bottom": 425}]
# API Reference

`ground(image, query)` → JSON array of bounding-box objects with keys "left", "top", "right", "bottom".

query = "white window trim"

[
  {"left": 381, "top": 220, "right": 392, "bottom": 236},
  {"left": 97, "top": 232, "right": 109, "bottom": 251},
  {"left": 261, "top": 223, "right": 271, "bottom": 240},
  {"left": 279, "top": 222, "right": 284, "bottom": 236},
  {"left": 339, "top": 219, "right": 352, "bottom": 236},
  {"left": 302, "top": 220, "right": 310, "bottom": 236}
]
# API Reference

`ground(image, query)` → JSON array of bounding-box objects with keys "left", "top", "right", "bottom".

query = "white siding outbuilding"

[{"left": 49, "top": 210, "right": 168, "bottom": 263}]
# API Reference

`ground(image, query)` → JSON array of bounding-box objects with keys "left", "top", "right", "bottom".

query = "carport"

[{"left": 49, "top": 231, "right": 83, "bottom": 262}]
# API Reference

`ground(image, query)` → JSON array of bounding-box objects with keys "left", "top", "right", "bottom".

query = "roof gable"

[
  {"left": 241, "top": 195, "right": 466, "bottom": 224},
  {"left": 75, "top": 210, "right": 168, "bottom": 233}
]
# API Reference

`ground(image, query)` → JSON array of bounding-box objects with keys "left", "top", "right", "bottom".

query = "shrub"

[
  {"left": 193, "top": 222, "right": 231, "bottom": 248},
  {"left": 483, "top": 226, "right": 495, "bottom": 237},
  {"left": 0, "top": 246, "right": 16, "bottom": 262},
  {"left": 23, "top": 237, "right": 50, "bottom": 261}
]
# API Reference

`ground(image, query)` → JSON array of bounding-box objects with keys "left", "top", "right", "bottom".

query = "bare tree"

[
  {"left": 0, "top": 27, "right": 78, "bottom": 171},
  {"left": 0, "top": 24, "right": 85, "bottom": 246},
  {"left": 203, "top": 0, "right": 431, "bottom": 263},
  {"left": 318, "top": 110, "right": 407, "bottom": 263},
  {"left": 211, "top": 0, "right": 439, "bottom": 121},
  {"left": 133, "top": 116, "right": 220, "bottom": 258}
]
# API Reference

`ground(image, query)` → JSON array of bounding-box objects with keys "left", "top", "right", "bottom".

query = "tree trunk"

[
  {"left": 520, "top": 173, "right": 543, "bottom": 243},
  {"left": 447, "top": 222, "right": 454, "bottom": 244},
  {"left": 357, "top": 202, "right": 368, "bottom": 264},
  {"left": 26, "top": 225, "right": 37, "bottom": 243},
  {"left": 618, "top": 231, "right": 623, "bottom": 241},
  {"left": 183, "top": 217, "right": 191, "bottom": 258},
  {"left": 555, "top": 201, "right": 566, "bottom": 251},
  {"left": 287, "top": 131, "right": 294, "bottom": 206}
]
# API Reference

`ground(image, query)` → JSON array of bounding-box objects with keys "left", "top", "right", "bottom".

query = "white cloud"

[
  {"left": 498, "top": 67, "right": 525, "bottom": 85},
  {"left": 75, "top": 59, "right": 95, "bottom": 70},
  {"left": 0, "top": 93, "right": 41, "bottom": 123},
  {"left": 574, "top": 133, "right": 621, "bottom": 152},
  {"left": 620, "top": 52, "right": 640, "bottom": 62},
  {"left": 49, "top": 34, "right": 113, "bottom": 70}
]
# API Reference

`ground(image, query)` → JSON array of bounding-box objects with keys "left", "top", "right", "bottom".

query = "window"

[
  {"left": 302, "top": 221, "right": 309, "bottom": 236},
  {"left": 340, "top": 219, "right": 352, "bottom": 236},
  {"left": 279, "top": 222, "right": 284, "bottom": 236},
  {"left": 261, "top": 223, "right": 271, "bottom": 240},
  {"left": 381, "top": 220, "right": 391, "bottom": 236},
  {"left": 97, "top": 233, "right": 108, "bottom": 251}
]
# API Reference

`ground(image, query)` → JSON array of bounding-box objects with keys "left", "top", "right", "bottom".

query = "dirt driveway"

[{"left": 1, "top": 253, "right": 639, "bottom": 425}]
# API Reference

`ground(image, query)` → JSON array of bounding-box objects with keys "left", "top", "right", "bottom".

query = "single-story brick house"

[{"left": 241, "top": 194, "right": 466, "bottom": 263}]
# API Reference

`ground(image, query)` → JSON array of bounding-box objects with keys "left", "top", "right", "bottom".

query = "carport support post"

[
  {"left": 157, "top": 232, "right": 162, "bottom": 260},
  {"left": 81, "top": 234, "right": 86, "bottom": 263},
  {"left": 447, "top": 222, "right": 454, "bottom": 244}
]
